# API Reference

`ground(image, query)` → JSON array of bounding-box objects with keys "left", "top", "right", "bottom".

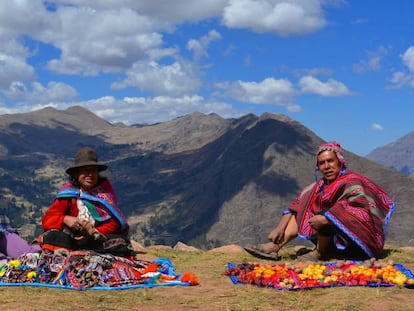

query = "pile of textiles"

[
  {"left": 226, "top": 259, "right": 414, "bottom": 290},
  {"left": 0, "top": 249, "right": 198, "bottom": 290}
]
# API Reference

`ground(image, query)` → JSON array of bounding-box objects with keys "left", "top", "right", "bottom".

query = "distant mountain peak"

[{"left": 367, "top": 130, "right": 414, "bottom": 177}]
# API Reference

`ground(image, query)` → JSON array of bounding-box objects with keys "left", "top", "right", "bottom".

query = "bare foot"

[
  {"left": 297, "top": 249, "right": 330, "bottom": 261},
  {"left": 244, "top": 242, "right": 281, "bottom": 260},
  {"left": 251, "top": 242, "right": 280, "bottom": 254}
]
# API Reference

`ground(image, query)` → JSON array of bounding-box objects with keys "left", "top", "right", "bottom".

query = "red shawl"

[{"left": 289, "top": 170, "right": 395, "bottom": 258}]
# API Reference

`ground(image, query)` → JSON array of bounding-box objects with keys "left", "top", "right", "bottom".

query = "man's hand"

[
  {"left": 308, "top": 215, "right": 331, "bottom": 230},
  {"left": 268, "top": 226, "right": 285, "bottom": 244},
  {"left": 268, "top": 214, "right": 292, "bottom": 244}
]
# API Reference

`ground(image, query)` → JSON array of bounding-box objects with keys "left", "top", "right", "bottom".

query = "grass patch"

[{"left": 2, "top": 244, "right": 414, "bottom": 311}]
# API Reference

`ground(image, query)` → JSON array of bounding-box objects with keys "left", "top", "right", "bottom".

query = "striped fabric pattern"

[{"left": 289, "top": 170, "right": 395, "bottom": 258}]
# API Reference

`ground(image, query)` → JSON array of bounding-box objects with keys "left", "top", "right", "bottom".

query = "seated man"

[{"left": 245, "top": 142, "right": 395, "bottom": 261}]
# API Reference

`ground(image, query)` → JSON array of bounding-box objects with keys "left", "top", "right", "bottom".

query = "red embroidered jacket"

[{"left": 42, "top": 197, "right": 124, "bottom": 236}]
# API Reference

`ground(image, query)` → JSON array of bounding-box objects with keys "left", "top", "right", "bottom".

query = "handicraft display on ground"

[
  {"left": 0, "top": 249, "right": 198, "bottom": 290},
  {"left": 226, "top": 259, "right": 414, "bottom": 290}
]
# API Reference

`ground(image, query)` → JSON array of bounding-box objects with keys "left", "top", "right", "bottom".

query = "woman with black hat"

[{"left": 39, "top": 147, "right": 132, "bottom": 257}]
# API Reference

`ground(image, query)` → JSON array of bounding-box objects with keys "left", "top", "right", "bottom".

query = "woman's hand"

[
  {"left": 63, "top": 215, "right": 81, "bottom": 230},
  {"left": 78, "top": 220, "right": 106, "bottom": 240}
]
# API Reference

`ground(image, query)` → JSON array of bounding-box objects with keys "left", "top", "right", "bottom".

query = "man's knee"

[{"left": 285, "top": 231, "right": 298, "bottom": 241}]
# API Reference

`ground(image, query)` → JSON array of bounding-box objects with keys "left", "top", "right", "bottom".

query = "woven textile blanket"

[
  {"left": 226, "top": 260, "right": 414, "bottom": 290},
  {"left": 0, "top": 249, "right": 198, "bottom": 290}
]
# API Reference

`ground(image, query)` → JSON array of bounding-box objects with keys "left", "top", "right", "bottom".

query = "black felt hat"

[{"left": 65, "top": 147, "right": 107, "bottom": 175}]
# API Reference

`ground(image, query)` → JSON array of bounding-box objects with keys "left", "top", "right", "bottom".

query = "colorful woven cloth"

[
  {"left": 0, "top": 250, "right": 198, "bottom": 290},
  {"left": 56, "top": 179, "right": 129, "bottom": 232},
  {"left": 290, "top": 170, "right": 395, "bottom": 258},
  {"left": 226, "top": 261, "right": 414, "bottom": 290}
]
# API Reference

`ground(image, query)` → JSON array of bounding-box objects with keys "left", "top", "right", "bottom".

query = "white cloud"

[
  {"left": 292, "top": 67, "right": 333, "bottom": 77},
  {"left": 0, "top": 0, "right": 57, "bottom": 37},
  {"left": 369, "top": 123, "right": 384, "bottom": 131},
  {"left": 0, "top": 93, "right": 242, "bottom": 125},
  {"left": 44, "top": 6, "right": 167, "bottom": 75},
  {"left": 0, "top": 2, "right": 171, "bottom": 77},
  {"left": 222, "top": 0, "right": 327, "bottom": 35},
  {"left": 50, "top": 0, "right": 227, "bottom": 28},
  {"left": 111, "top": 60, "right": 200, "bottom": 96},
  {"left": 353, "top": 57, "right": 380, "bottom": 73},
  {"left": 215, "top": 77, "right": 299, "bottom": 111},
  {"left": 186, "top": 30, "right": 222, "bottom": 60},
  {"left": 402, "top": 46, "right": 414, "bottom": 72},
  {"left": 0, "top": 104, "right": 14, "bottom": 114},
  {"left": 388, "top": 71, "right": 410, "bottom": 89},
  {"left": 74, "top": 94, "right": 242, "bottom": 125},
  {"left": 0, "top": 1, "right": 334, "bottom": 105},
  {"left": 353, "top": 46, "right": 389, "bottom": 73},
  {"left": 299, "top": 75, "right": 353, "bottom": 96},
  {"left": 388, "top": 46, "right": 414, "bottom": 89},
  {"left": 4, "top": 81, "right": 78, "bottom": 103},
  {"left": 110, "top": 29, "right": 223, "bottom": 97},
  {"left": 0, "top": 52, "right": 36, "bottom": 89},
  {"left": 0, "top": 0, "right": 369, "bottom": 126}
]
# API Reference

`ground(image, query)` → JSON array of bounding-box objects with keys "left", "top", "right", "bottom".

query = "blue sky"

[{"left": 0, "top": 1, "right": 413, "bottom": 156}]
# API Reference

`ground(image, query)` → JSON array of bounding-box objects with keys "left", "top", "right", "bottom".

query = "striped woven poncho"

[{"left": 289, "top": 169, "right": 395, "bottom": 258}]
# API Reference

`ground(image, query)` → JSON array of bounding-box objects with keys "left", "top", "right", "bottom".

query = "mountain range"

[
  {"left": 367, "top": 132, "right": 414, "bottom": 178},
  {"left": 0, "top": 106, "right": 413, "bottom": 248}
]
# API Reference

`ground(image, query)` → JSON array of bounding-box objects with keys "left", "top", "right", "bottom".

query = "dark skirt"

[{"left": 39, "top": 229, "right": 133, "bottom": 257}]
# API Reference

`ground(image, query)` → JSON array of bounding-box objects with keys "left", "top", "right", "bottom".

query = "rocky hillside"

[
  {"left": 0, "top": 107, "right": 413, "bottom": 248},
  {"left": 366, "top": 131, "right": 414, "bottom": 178}
]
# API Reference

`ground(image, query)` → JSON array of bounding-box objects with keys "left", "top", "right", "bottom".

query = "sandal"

[{"left": 243, "top": 244, "right": 280, "bottom": 261}]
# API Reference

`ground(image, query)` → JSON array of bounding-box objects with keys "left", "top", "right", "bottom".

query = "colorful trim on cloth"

[
  {"left": 56, "top": 179, "right": 128, "bottom": 231},
  {"left": 289, "top": 170, "right": 396, "bottom": 258},
  {"left": 226, "top": 261, "right": 414, "bottom": 290},
  {"left": 0, "top": 250, "right": 198, "bottom": 290}
]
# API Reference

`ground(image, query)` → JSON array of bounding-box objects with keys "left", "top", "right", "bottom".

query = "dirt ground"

[{"left": 2, "top": 244, "right": 414, "bottom": 311}]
